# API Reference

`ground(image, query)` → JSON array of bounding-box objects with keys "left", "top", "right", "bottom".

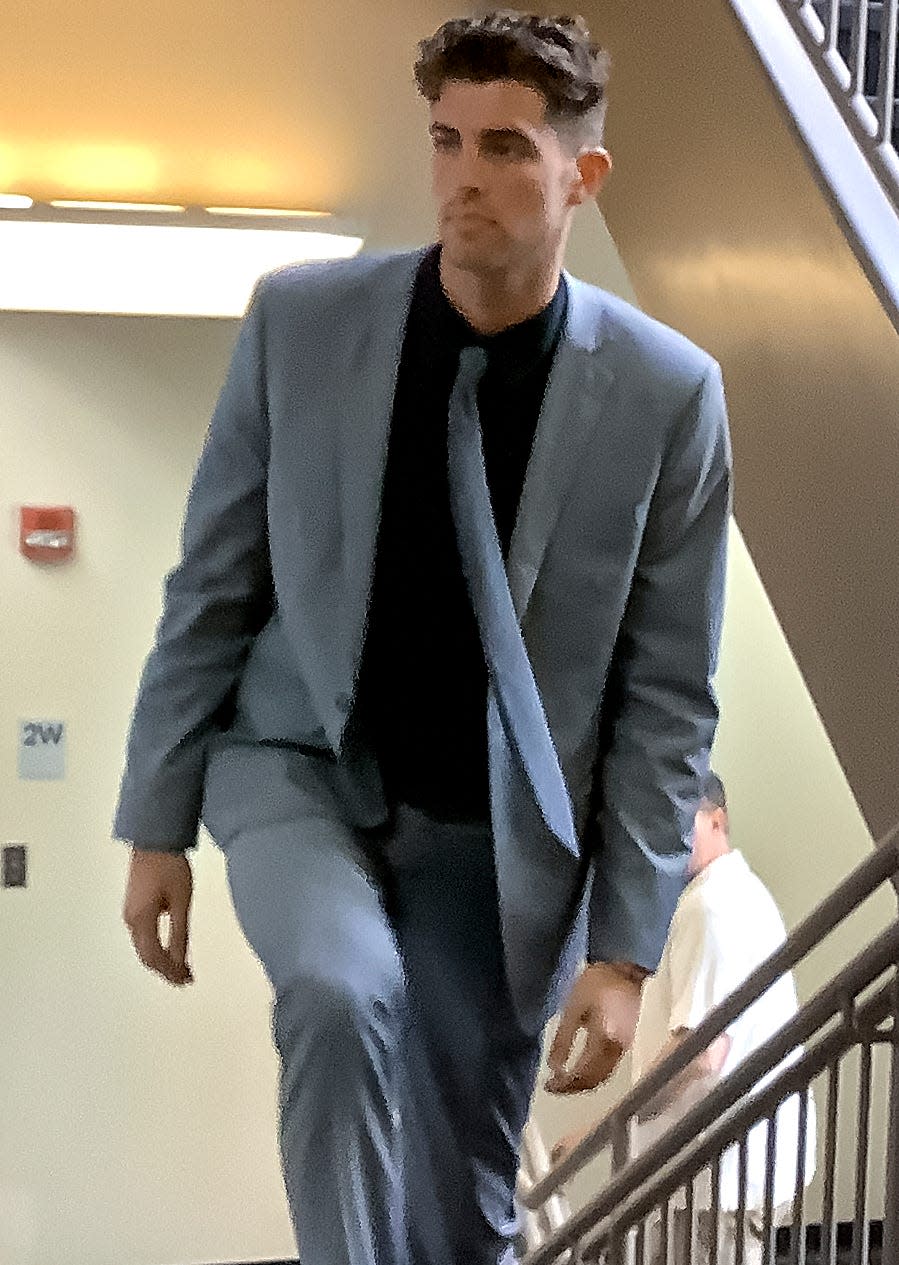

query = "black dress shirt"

[{"left": 353, "top": 243, "right": 568, "bottom": 821}]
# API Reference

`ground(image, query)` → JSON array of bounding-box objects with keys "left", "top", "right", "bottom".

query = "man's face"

[{"left": 429, "top": 78, "right": 604, "bottom": 276}]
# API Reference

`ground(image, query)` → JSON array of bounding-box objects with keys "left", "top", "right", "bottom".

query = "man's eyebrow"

[
  {"left": 428, "top": 123, "right": 536, "bottom": 144},
  {"left": 480, "top": 127, "right": 534, "bottom": 143}
]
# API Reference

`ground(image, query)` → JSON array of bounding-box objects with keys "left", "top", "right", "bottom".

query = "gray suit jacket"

[{"left": 114, "top": 246, "right": 731, "bottom": 1030}]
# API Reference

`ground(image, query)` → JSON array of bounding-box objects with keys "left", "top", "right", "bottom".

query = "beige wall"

[
  {"left": 0, "top": 311, "right": 297, "bottom": 1265},
  {"left": 0, "top": 211, "right": 893, "bottom": 1264}
]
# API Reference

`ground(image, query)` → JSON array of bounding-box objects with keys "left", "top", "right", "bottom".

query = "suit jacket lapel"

[
  {"left": 332, "top": 249, "right": 427, "bottom": 748},
  {"left": 506, "top": 272, "right": 614, "bottom": 622}
]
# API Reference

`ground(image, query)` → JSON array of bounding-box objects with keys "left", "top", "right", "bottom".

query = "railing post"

[
  {"left": 882, "top": 973, "right": 899, "bottom": 1265},
  {"left": 604, "top": 1119, "right": 633, "bottom": 1265},
  {"left": 876, "top": 0, "right": 899, "bottom": 145}
]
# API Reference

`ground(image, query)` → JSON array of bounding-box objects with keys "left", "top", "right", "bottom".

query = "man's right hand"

[{"left": 123, "top": 849, "right": 194, "bottom": 986}]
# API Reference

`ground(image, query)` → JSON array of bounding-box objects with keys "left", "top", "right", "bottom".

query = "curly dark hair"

[{"left": 414, "top": 10, "right": 611, "bottom": 148}]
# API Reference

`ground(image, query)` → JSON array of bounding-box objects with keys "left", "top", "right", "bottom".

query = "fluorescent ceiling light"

[
  {"left": 50, "top": 199, "right": 186, "bottom": 212},
  {"left": 0, "top": 220, "right": 364, "bottom": 317},
  {"left": 0, "top": 194, "right": 34, "bottom": 209},
  {"left": 204, "top": 206, "right": 330, "bottom": 218}
]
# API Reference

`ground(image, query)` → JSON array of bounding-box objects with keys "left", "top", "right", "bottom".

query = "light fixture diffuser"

[
  {"left": 204, "top": 206, "right": 330, "bottom": 218},
  {"left": 0, "top": 212, "right": 364, "bottom": 317},
  {"left": 49, "top": 200, "right": 187, "bottom": 212}
]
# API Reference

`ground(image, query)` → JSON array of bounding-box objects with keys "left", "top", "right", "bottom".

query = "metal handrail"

[
  {"left": 519, "top": 1119, "right": 575, "bottom": 1257},
  {"left": 566, "top": 972, "right": 897, "bottom": 1265},
  {"left": 525, "top": 830, "right": 899, "bottom": 1206},
  {"left": 518, "top": 827, "right": 899, "bottom": 1264},
  {"left": 778, "top": 0, "right": 899, "bottom": 212},
  {"left": 523, "top": 925, "right": 899, "bottom": 1265}
]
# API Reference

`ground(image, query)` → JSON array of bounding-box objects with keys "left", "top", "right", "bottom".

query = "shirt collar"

[
  {"left": 414, "top": 242, "right": 568, "bottom": 379},
  {"left": 687, "top": 849, "right": 748, "bottom": 892}
]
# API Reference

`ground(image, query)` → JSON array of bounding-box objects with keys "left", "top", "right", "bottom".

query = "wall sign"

[{"left": 18, "top": 720, "right": 66, "bottom": 780}]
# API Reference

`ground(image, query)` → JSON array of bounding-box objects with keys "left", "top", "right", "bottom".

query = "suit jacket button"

[{"left": 335, "top": 692, "right": 352, "bottom": 714}]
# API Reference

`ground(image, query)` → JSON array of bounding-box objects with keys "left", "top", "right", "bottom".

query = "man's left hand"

[{"left": 545, "top": 962, "right": 646, "bottom": 1095}]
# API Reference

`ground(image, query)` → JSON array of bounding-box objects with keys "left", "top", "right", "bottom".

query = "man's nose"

[{"left": 453, "top": 143, "right": 487, "bottom": 189}]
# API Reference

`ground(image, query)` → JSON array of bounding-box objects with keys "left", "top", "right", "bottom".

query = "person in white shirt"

[{"left": 552, "top": 773, "right": 816, "bottom": 1265}]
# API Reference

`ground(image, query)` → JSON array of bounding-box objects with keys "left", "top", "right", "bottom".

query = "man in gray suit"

[{"left": 116, "top": 11, "right": 731, "bottom": 1265}]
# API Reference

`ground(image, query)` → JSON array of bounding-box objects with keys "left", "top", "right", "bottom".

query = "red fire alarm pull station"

[{"left": 19, "top": 506, "right": 76, "bottom": 563}]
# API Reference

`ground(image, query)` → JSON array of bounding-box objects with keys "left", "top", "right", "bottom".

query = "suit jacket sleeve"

[
  {"left": 113, "top": 278, "right": 274, "bottom": 850},
  {"left": 587, "top": 359, "right": 732, "bottom": 969}
]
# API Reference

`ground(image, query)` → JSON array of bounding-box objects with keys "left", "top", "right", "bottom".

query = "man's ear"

[{"left": 571, "top": 148, "right": 612, "bottom": 204}]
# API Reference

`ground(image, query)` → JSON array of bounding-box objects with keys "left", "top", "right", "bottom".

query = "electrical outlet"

[{"left": 2, "top": 844, "right": 27, "bottom": 888}]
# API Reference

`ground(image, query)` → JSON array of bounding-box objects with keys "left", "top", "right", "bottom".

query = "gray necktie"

[{"left": 447, "top": 345, "right": 577, "bottom": 851}]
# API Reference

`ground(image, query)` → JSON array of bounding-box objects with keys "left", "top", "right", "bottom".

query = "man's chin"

[{"left": 439, "top": 237, "right": 504, "bottom": 275}]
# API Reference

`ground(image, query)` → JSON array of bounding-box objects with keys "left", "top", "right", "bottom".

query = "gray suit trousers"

[{"left": 202, "top": 737, "right": 542, "bottom": 1265}]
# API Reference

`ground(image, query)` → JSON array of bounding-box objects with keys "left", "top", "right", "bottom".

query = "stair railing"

[
  {"left": 775, "top": 0, "right": 899, "bottom": 212},
  {"left": 517, "top": 825, "right": 899, "bottom": 1265}
]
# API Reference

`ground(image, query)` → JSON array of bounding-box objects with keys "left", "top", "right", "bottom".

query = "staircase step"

[{"left": 775, "top": 1218, "right": 884, "bottom": 1264}]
